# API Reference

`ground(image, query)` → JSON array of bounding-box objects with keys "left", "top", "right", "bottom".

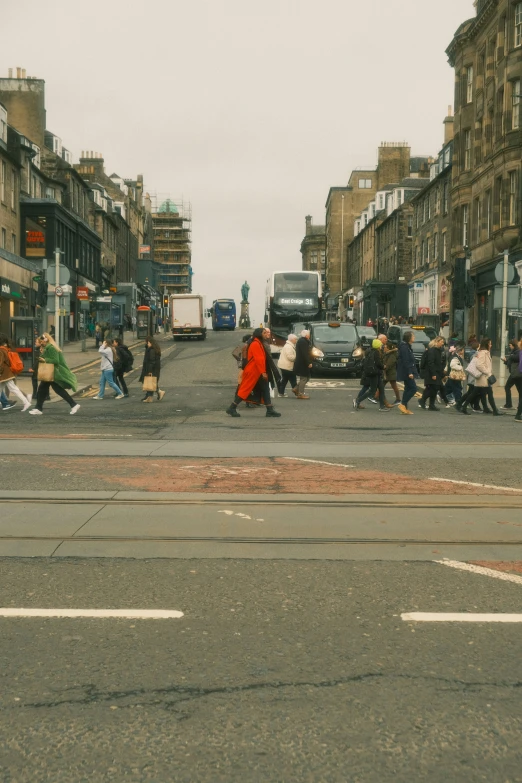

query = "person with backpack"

[
  {"left": 353, "top": 339, "right": 389, "bottom": 412},
  {"left": 396, "top": 330, "right": 420, "bottom": 415},
  {"left": 226, "top": 328, "right": 281, "bottom": 418},
  {"left": 92, "top": 338, "right": 124, "bottom": 400},
  {"left": 28, "top": 332, "right": 80, "bottom": 415},
  {"left": 112, "top": 338, "right": 133, "bottom": 397},
  {"left": 0, "top": 334, "right": 31, "bottom": 411}
]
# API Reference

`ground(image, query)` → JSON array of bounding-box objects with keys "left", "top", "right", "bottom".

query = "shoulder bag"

[
  {"left": 465, "top": 356, "right": 481, "bottom": 379},
  {"left": 142, "top": 374, "right": 157, "bottom": 392},
  {"left": 38, "top": 362, "right": 55, "bottom": 383},
  {"left": 487, "top": 374, "right": 497, "bottom": 386}
]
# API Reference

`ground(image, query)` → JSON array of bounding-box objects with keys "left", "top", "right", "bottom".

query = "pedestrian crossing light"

[
  {"left": 348, "top": 295, "right": 355, "bottom": 308},
  {"left": 163, "top": 295, "right": 169, "bottom": 307}
]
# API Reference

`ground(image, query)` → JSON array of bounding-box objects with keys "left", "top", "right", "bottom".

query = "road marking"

[
  {"left": 435, "top": 559, "right": 522, "bottom": 586},
  {"left": 285, "top": 457, "right": 355, "bottom": 469},
  {"left": 181, "top": 465, "right": 280, "bottom": 477},
  {"left": 402, "top": 612, "right": 522, "bottom": 623},
  {"left": 428, "top": 477, "right": 522, "bottom": 493},
  {"left": 0, "top": 608, "right": 184, "bottom": 619}
]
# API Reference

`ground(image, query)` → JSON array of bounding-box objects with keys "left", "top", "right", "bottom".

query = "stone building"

[
  {"left": 447, "top": 0, "right": 522, "bottom": 347},
  {"left": 300, "top": 215, "right": 326, "bottom": 290},
  {"left": 324, "top": 143, "right": 415, "bottom": 303},
  {"left": 409, "top": 113, "right": 455, "bottom": 328},
  {"left": 151, "top": 198, "right": 192, "bottom": 295}
]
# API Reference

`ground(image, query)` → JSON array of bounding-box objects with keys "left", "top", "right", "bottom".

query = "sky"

[{"left": 3, "top": 0, "right": 475, "bottom": 323}]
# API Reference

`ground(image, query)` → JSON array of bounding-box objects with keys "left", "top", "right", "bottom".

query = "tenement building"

[
  {"left": 409, "top": 112, "right": 455, "bottom": 329},
  {"left": 300, "top": 215, "right": 326, "bottom": 291},
  {"left": 447, "top": 0, "right": 522, "bottom": 348},
  {"left": 151, "top": 198, "right": 192, "bottom": 295}
]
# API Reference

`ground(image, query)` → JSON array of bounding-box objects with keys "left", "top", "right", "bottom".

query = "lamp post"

[{"left": 494, "top": 231, "right": 518, "bottom": 386}]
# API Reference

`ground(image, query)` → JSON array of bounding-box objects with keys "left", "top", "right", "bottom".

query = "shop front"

[
  {"left": 472, "top": 258, "right": 521, "bottom": 350},
  {"left": 0, "top": 274, "right": 35, "bottom": 335}
]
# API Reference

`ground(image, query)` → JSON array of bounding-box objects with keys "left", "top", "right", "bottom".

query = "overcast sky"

[{"left": 3, "top": 0, "right": 474, "bottom": 322}]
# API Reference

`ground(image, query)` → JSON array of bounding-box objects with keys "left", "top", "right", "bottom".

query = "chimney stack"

[
  {"left": 305, "top": 215, "right": 312, "bottom": 235},
  {"left": 22, "top": 69, "right": 26, "bottom": 79},
  {"left": 8, "top": 68, "right": 12, "bottom": 78},
  {"left": 16, "top": 67, "right": 21, "bottom": 79},
  {"left": 443, "top": 106, "right": 454, "bottom": 144}
]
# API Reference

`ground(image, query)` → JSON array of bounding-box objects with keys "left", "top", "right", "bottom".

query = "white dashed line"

[
  {"left": 284, "top": 457, "right": 355, "bottom": 469},
  {"left": 435, "top": 559, "right": 522, "bottom": 586},
  {"left": 0, "top": 609, "right": 184, "bottom": 619},
  {"left": 402, "top": 612, "right": 522, "bottom": 623},
  {"left": 428, "top": 477, "right": 522, "bottom": 493}
]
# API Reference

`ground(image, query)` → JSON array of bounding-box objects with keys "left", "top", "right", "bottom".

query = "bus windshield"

[
  {"left": 216, "top": 301, "right": 234, "bottom": 311},
  {"left": 273, "top": 273, "right": 318, "bottom": 308},
  {"left": 313, "top": 324, "right": 357, "bottom": 343}
]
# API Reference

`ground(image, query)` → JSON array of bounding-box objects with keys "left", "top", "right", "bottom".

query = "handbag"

[
  {"left": 487, "top": 374, "right": 497, "bottom": 386},
  {"left": 142, "top": 374, "right": 157, "bottom": 392},
  {"left": 465, "top": 356, "right": 481, "bottom": 379},
  {"left": 449, "top": 368, "right": 466, "bottom": 382},
  {"left": 38, "top": 362, "right": 55, "bottom": 382}
]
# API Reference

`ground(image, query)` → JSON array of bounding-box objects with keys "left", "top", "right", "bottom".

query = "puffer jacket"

[
  {"left": 0, "top": 346, "right": 15, "bottom": 382},
  {"left": 474, "top": 349, "right": 492, "bottom": 387},
  {"left": 278, "top": 340, "right": 296, "bottom": 371},
  {"left": 383, "top": 346, "right": 398, "bottom": 381}
]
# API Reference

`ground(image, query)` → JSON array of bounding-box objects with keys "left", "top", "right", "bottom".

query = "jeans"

[
  {"left": 279, "top": 369, "right": 297, "bottom": 393},
  {"left": 0, "top": 380, "right": 29, "bottom": 406},
  {"left": 357, "top": 376, "right": 386, "bottom": 407},
  {"left": 515, "top": 378, "right": 522, "bottom": 418},
  {"left": 504, "top": 375, "right": 516, "bottom": 407},
  {"left": 401, "top": 377, "right": 418, "bottom": 408},
  {"left": 444, "top": 377, "right": 463, "bottom": 402},
  {"left": 0, "top": 391, "right": 8, "bottom": 407},
  {"left": 36, "top": 381, "right": 76, "bottom": 411},
  {"left": 98, "top": 369, "right": 121, "bottom": 398}
]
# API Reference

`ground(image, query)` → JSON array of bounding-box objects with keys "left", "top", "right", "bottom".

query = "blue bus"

[{"left": 211, "top": 299, "right": 236, "bottom": 331}]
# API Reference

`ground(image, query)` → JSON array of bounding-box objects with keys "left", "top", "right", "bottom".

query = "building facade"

[
  {"left": 447, "top": 0, "right": 522, "bottom": 348},
  {"left": 300, "top": 215, "right": 326, "bottom": 290},
  {"left": 151, "top": 198, "right": 192, "bottom": 295}
]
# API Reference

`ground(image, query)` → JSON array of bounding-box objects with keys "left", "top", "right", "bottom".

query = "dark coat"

[
  {"left": 396, "top": 341, "right": 418, "bottom": 382},
  {"left": 294, "top": 336, "right": 311, "bottom": 377},
  {"left": 507, "top": 347, "right": 522, "bottom": 378},
  {"left": 361, "top": 347, "right": 384, "bottom": 385},
  {"left": 139, "top": 345, "right": 161, "bottom": 382},
  {"left": 383, "top": 346, "right": 398, "bottom": 381},
  {"left": 422, "top": 346, "right": 444, "bottom": 386}
]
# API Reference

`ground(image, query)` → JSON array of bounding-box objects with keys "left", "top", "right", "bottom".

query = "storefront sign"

[
  {"left": 96, "top": 296, "right": 112, "bottom": 303},
  {"left": 0, "top": 278, "right": 25, "bottom": 300},
  {"left": 417, "top": 307, "right": 430, "bottom": 314},
  {"left": 139, "top": 245, "right": 151, "bottom": 254},
  {"left": 76, "top": 286, "right": 90, "bottom": 300},
  {"left": 24, "top": 217, "right": 46, "bottom": 258}
]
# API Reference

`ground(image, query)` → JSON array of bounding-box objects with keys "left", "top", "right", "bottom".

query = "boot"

[
  {"left": 266, "top": 407, "right": 281, "bottom": 417},
  {"left": 291, "top": 387, "right": 299, "bottom": 397},
  {"left": 226, "top": 404, "right": 241, "bottom": 417}
]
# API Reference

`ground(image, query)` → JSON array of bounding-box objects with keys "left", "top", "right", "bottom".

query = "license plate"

[{"left": 330, "top": 363, "right": 345, "bottom": 368}]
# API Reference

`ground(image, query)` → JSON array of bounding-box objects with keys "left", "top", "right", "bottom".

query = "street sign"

[
  {"left": 58, "top": 308, "right": 67, "bottom": 317},
  {"left": 493, "top": 285, "right": 520, "bottom": 309},
  {"left": 97, "top": 296, "right": 112, "bottom": 303},
  {"left": 494, "top": 261, "right": 515, "bottom": 284},
  {"left": 508, "top": 310, "right": 522, "bottom": 317},
  {"left": 55, "top": 286, "right": 64, "bottom": 297},
  {"left": 46, "top": 264, "right": 70, "bottom": 286},
  {"left": 33, "top": 276, "right": 41, "bottom": 283}
]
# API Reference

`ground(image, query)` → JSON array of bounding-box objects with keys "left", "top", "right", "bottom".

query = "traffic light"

[
  {"left": 348, "top": 295, "right": 355, "bottom": 308},
  {"left": 163, "top": 295, "right": 169, "bottom": 307},
  {"left": 36, "top": 276, "right": 48, "bottom": 307}
]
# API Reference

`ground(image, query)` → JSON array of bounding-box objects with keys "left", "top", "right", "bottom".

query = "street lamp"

[{"left": 494, "top": 231, "right": 518, "bottom": 386}]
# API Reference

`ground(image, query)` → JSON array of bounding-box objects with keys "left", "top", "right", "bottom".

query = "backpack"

[
  {"left": 120, "top": 347, "right": 134, "bottom": 372},
  {"left": 241, "top": 339, "right": 252, "bottom": 370},
  {"left": 8, "top": 350, "right": 24, "bottom": 375},
  {"left": 362, "top": 348, "right": 378, "bottom": 377},
  {"left": 419, "top": 350, "right": 428, "bottom": 371}
]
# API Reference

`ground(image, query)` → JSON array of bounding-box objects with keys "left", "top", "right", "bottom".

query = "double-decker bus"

[
  {"left": 265, "top": 271, "right": 323, "bottom": 345},
  {"left": 211, "top": 299, "right": 236, "bottom": 331}
]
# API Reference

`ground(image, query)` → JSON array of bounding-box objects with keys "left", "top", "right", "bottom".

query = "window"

[
  {"left": 433, "top": 232, "right": 439, "bottom": 261},
  {"left": 428, "top": 282, "right": 436, "bottom": 314},
  {"left": 443, "top": 182, "right": 449, "bottom": 215},
  {"left": 358, "top": 179, "right": 372, "bottom": 189},
  {"left": 435, "top": 187, "right": 441, "bottom": 214},
  {"left": 516, "top": 3, "right": 522, "bottom": 47},
  {"left": 485, "top": 189, "right": 492, "bottom": 237},
  {"left": 0, "top": 105, "right": 6, "bottom": 143},
  {"left": 421, "top": 240, "right": 425, "bottom": 263},
  {"left": 464, "top": 130, "right": 472, "bottom": 170},
  {"left": 0, "top": 160, "right": 5, "bottom": 202},
  {"left": 473, "top": 197, "right": 481, "bottom": 244},
  {"left": 427, "top": 195, "right": 431, "bottom": 220},
  {"left": 512, "top": 80, "right": 521, "bottom": 129},
  {"left": 466, "top": 66, "right": 473, "bottom": 103},
  {"left": 11, "top": 233, "right": 16, "bottom": 253},
  {"left": 509, "top": 171, "right": 517, "bottom": 225},
  {"left": 442, "top": 231, "right": 447, "bottom": 264},
  {"left": 320, "top": 250, "right": 326, "bottom": 267},
  {"left": 496, "top": 87, "right": 505, "bottom": 137},
  {"left": 310, "top": 251, "right": 318, "bottom": 268},
  {"left": 462, "top": 203, "right": 469, "bottom": 247},
  {"left": 10, "top": 169, "right": 15, "bottom": 210},
  {"left": 407, "top": 215, "right": 413, "bottom": 237},
  {"left": 1, "top": 228, "right": 6, "bottom": 248}
]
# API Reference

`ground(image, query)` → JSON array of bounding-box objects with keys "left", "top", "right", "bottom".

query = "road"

[{"left": 1, "top": 329, "right": 522, "bottom": 782}]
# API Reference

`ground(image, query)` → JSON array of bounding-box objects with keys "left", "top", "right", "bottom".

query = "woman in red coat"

[{"left": 226, "top": 328, "right": 281, "bottom": 418}]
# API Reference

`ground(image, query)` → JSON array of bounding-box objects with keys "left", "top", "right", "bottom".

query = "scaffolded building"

[{"left": 151, "top": 196, "right": 192, "bottom": 294}]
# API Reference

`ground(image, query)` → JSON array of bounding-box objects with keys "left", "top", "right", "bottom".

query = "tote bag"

[
  {"left": 38, "top": 362, "right": 55, "bottom": 383},
  {"left": 142, "top": 375, "right": 157, "bottom": 392}
]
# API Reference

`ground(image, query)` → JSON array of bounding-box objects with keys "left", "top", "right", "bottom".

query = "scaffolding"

[{"left": 147, "top": 193, "right": 192, "bottom": 293}]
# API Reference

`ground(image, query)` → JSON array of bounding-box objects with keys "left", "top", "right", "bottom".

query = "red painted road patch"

[{"left": 469, "top": 561, "right": 522, "bottom": 574}]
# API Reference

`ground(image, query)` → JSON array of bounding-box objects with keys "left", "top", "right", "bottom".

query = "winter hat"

[{"left": 372, "top": 339, "right": 383, "bottom": 349}]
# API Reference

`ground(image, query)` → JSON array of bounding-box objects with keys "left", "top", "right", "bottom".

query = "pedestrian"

[
  {"left": 95, "top": 323, "right": 102, "bottom": 349},
  {"left": 93, "top": 337, "right": 124, "bottom": 400},
  {"left": 28, "top": 336, "right": 50, "bottom": 404},
  {"left": 28, "top": 332, "right": 80, "bottom": 415},
  {"left": 460, "top": 337, "right": 503, "bottom": 416},
  {"left": 232, "top": 334, "right": 250, "bottom": 387},
  {"left": 397, "top": 330, "right": 420, "bottom": 415},
  {"left": 418, "top": 337, "right": 446, "bottom": 411},
  {"left": 277, "top": 333, "right": 298, "bottom": 397},
  {"left": 0, "top": 390, "right": 16, "bottom": 410},
  {"left": 383, "top": 341, "right": 401, "bottom": 405},
  {"left": 501, "top": 338, "right": 520, "bottom": 410},
  {"left": 226, "top": 327, "right": 281, "bottom": 418},
  {"left": 353, "top": 339, "right": 389, "bottom": 412},
  {"left": 0, "top": 334, "right": 31, "bottom": 411},
  {"left": 514, "top": 338, "right": 522, "bottom": 423},
  {"left": 139, "top": 336, "right": 165, "bottom": 403},
  {"left": 444, "top": 343, "right": 466, "bottom": 404},
  {"left": 118, "top": 323, "right": 124, "bottom": 340},
  {"left": 294, "top": 330, "right": 312, "bottom": 400},
  {"left": 261, "top": 327, "right": 281, "bottom": 398},
  {"left": 112, "top": 338, "right": 133, "bottom": 397}
]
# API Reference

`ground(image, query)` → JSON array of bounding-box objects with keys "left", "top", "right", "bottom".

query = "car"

[
  {"left": 308, "top": 321, "right": 365, "bottom": 377},
  {"left": 386, "top": 324, "right": 436, "bottom": 368},
  {"left": 355, "top": 325, "right": 377, "bottom": 349}
]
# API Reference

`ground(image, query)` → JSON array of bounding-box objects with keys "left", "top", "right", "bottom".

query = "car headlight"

[
  {"left": 352, "top": 347, "right": 363, "bottom": 358},
  {"left": 311, "top": 347, "right": 324, "bottom": 358}
]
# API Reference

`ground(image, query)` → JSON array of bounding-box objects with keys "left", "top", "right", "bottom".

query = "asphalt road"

[{"left": 2, "top": 329, "right": 522, "bottom": 782}]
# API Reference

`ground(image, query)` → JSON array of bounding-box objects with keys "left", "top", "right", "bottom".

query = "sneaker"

[
  {"left": 378, "top": 407, "right": 390, "bottom": 412},
  {"left": 70, "top": 404, "right": 80, "bottom": 415},
  {"left": 22, "top": 401, "right": 31, "bottom": 412},
  {"left": 2, "top": 403, "right": 16, "bottom": 411},
  {"left": 428, "top": 406, "right": 440, "bottom": 411},
  {"left": 515, "top": 417, "right": 522, "bottom": 422},
  {"left": 500, "top": 405, "right": 513, "bottom": 410},
  {"left": 392, "top": 400, "right": 401, "bottom": 406},
  {"left": 472, "top": 408, "right": 483, "bottom": 413},
  {"left": 92, "top": 395, "right": 104, "bottom": 400},
  {"left": 492, "top": 411, "right": 504, "bottom": 416},
  {"left": 352, "top": 398, "right": 358, "bottom": 409},
  {"left": 418, "top": 403, "right": 426, "bottom": 410},
  {"left": 266, "top": 408, "right": 282, "bottom": 417},
  {"left": 158, "top": 390, "right": 166, "bottom": 401},
  {"left": 28, "top": 409, "right": 43, "bottom": 415},
  {"left": 446, "top": 401, "right": 456, "bottom": 407},
  {"left": 277, "top": 393, "right": 288, "bottom": 398},
  {"left": 124, "top": 394, "right": 129, "bottom": 398},
  {"left": 226, "top": 405, "right": 240, "bottom": 417},
  {"left": 367, "top": 397, "right": 378, "bottom": 404},
  {"left": 115, "top": 394, "right": 125, "bottom": 400}
]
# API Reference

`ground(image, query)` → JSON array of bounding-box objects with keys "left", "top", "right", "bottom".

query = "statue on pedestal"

[{"left": 239, "top": 280, "right": 251, "bottom": 328}]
